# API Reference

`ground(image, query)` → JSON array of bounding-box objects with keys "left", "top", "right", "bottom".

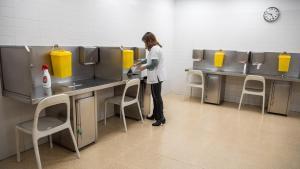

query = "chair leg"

[
  {"left": 190, "top": 87, "right": 192, "bottom": 99},
  {"left": 121, "top": 107, "right": 127, "bottom": 132},
  {"left": 68, "top": 127, "right": 80, "bottom": 159},
  {"left": 184, "top": 86, "right": 190, "bottom": 100},
  {"left": 104, "top": 102, "right": 107, "bottom": 126},
  {"left": 32, "top": 137, "right": 42, "bottom": 169},
  {"left": 238, "top": 93, "right": 244, "bottom": 111},
  {"left": 137, "top": 102, "right": 144, "bottom": 123},
  {"left": 262, "top": 95, "right": 265, "bottom": 115},
  {"left": 49, "top": 135, "right": 53, "bottom": 149},
  {"left": 15, "top": 128, "right": 21, "bottom": 162},
  {"left": 201, "top": 87, "right": 204, "bottom": 104}
]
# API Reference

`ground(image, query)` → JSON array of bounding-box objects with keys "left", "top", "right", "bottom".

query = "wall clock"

[{"left": 263, "top": 7, "right": 280, "bottom": 22}]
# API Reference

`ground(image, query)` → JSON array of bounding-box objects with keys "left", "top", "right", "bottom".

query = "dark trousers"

[{"left": 151, "top": 82, "right": 165, "bottom": 121}]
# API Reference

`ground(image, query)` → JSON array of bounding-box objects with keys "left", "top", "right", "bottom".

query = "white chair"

[
  {"left": 104, "top": 78, "right": 144, "bottom": 132},
  {"left": 15, "top": 94, "right": 80, "bottom": 169},
  {"left": 238, "top": 75, "right": 266, "bottom": 114},
  {"left": 186, "top": 69, "right": 205, "bottom": 104}
]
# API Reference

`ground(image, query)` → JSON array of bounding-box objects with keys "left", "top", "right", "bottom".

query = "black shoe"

[
  {"left": 152, "top": 118, "right": 166, "bottom": 126},
  {"left": 152, "top": 121, "right": 162, "bottom": 126},
  {"left": 161, "top": 118, "right": 166, "bottom": 124},
  {"left": 146, "top": 115, "right": 155, "bottom": 120}
]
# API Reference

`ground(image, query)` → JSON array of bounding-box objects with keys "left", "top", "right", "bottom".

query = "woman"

[{"left": 135, "top": 32, "right": 166, "bottom": 126}]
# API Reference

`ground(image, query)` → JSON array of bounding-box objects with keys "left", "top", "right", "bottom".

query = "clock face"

[{"left": 263, "top": 7, "right": 280, "bottom": 22}]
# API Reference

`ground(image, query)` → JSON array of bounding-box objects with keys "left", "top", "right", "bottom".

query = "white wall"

[
  {"left": 1, "top": 0, "right": 300, "bottom": 160},
  {"left": 171, "top": 0, "right": 300, "bottom": 94},
  {"left": 0, "top": 0, "right": 174, "bottom": 94},
  {"left": 0, "top": 0, "right": 174, "bottom": 160}
]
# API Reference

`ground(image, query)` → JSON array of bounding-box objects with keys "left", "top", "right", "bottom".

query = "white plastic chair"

[
  {"left": 104, "top": 78, "right": 144, "bottom": 132},
  {"left": 15, "top": 94, "right": 80, "bottom": 169},
  {"left": 186, "top": 69, "right": 205, "bottom": 104},
  {"left": 238, "top": 75, "right": 266, "bottom": 114}
]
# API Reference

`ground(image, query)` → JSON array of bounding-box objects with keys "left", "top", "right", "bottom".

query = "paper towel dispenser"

[
  {"left": 236, "top": 51, "right": 249, "bottom": 63},
  {"left": 251, "top": 52, "right": 265, "bottom": 69},
  {"left": 79, "top": 46, "right": 99, "bottom": 65},
  {"left": 192, "top": 49, "right": 204, "bottom": 61}
]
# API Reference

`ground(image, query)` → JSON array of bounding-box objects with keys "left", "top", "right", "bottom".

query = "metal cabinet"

[
  {"left": 268, "top": 81, "right": 292, "bottom": 115},
  {"left": 53, "top": 92, "right": 97, "bottom": 150},
  {"left": 76, "top": 96, "right": 97, "bottom": 148},
  {"left": 204, "top": 74, "right": 225, "bottom": 104}
]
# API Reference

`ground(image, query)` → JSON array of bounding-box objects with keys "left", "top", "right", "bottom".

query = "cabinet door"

[
  {"left": 268, "top": 81, "right": 291, "bottom": 115},
  {"left": 76, "top": 97, "right": 96, "bottom": 148},
  {"left": 204, "top": 75, "right": 221, "bottom": 104}
]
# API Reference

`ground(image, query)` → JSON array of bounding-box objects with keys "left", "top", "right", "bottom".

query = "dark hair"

[{"left": 142, "top": 32, "right": 162, "bottom": 49}]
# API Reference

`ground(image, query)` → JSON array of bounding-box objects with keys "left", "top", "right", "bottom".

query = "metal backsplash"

[
  {"left": 0, "top": 46, "right": 96, "bottom": 98},
  {"left": 193, "top": 49, "right": 248, "bottom": 73},
  {"left": 248, "top": 52, "right": 300, "bottom": 78},
  {"left": 0, "top": 45, "right": 145, "bottom": 100},
  {"left": 29, "top": 46, "right": 95, "bottom": 86}
]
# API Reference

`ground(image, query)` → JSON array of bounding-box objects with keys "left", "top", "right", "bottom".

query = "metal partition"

[
  {"left": 94, "top": 47, "right": 146, "bottom": 81},
  {"left": 95, "top": 47, "right": 123, "bottom": 81},
  {"left": 193, "top": 49, "right": 249, "bottom": 73},
  {"left": 0, "top": 46, "right": 33, "bottom": 97}
]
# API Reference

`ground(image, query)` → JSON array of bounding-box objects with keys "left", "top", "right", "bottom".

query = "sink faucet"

[
  {"left": 281, "top": 74, "right": 287, "bottom": 78},
  {"left": 239, "top": 61, "right": 248, "bottom": 74},
  {"left": 252, "top": 62, "right": 262, "bottom": 70}
]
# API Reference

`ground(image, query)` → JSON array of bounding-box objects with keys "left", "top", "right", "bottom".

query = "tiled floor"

[{"left": 1, "top": 94, "right": 300, "bottom": 169}]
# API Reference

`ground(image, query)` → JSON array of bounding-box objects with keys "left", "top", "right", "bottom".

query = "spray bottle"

[{"left": 42, "top": 64, "right": 51, "bottom": 88}]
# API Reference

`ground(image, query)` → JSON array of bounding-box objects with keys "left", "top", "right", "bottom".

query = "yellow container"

[
  {"left": 214, "top": 50, "right": 225, "bottom": 67},
  {"left": 278, "top": 52, "right": 291, "bottom": 72},
  {"left": 50, "top": 50, "right": 72, "bottom": 78},
  {"left": 123, "top": 50, "right": 134, "bottom": 69}
]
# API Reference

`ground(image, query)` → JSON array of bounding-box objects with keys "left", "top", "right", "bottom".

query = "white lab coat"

[{"left": 144, "top": 45, "right": 165, "bottom": 84}]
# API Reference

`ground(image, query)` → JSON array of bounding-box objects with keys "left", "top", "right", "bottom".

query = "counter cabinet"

[{"left": 51, "top": 92, "right": 97, "bottom": 150}]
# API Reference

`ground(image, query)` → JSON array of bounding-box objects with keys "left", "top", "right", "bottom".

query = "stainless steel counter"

[
  {"left": 8, "top": 75, "right": 141, "bottom": 104},
  {"left": 192, "top": 68, "right": 300, "bottom": 83}
]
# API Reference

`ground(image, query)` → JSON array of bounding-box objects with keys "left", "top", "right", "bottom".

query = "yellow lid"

[
  {"left": 279, "top": 54, "right": 291, "bottom": 59},
  {"left": 50, "top": 50, "right": 72, "bottom": 56}
]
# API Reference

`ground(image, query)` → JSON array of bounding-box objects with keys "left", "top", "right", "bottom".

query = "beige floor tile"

[{"left": 1, "top": 94, "right": 300, "bottom": 169}]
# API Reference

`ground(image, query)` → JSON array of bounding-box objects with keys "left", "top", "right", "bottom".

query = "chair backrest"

[
  {"left": 244, "top": 75, "right": 266, "bottom": 90},
  {"left": 122, "top": 78, "right": 140, "bottom": 103},
  {"left": 33, "top": 94, "right": 70, "bottom": 133},
  {"left": 186, "top": 69, "right": 204, "bottom": 85}
]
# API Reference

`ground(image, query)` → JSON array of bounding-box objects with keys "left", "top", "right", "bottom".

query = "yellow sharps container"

[
  {"left": 123, "top": 50, "right": 134, "bottom": 69},
  {"left": 214, "top": 50, "right": 225, "bottom": 68},
  {"left": 50, "top": 49, "right": 72, "bottom": 78},
  {"left": 278, "top": 52, "right": 291, "bottom": 72}
]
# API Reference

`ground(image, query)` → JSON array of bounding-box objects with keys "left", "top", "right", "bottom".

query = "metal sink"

[
  {"left": 64, "top": 82, "right": 83, "bottom": 88},
  {"left": 53, "top": 78, "right": 118, "bottom": 91},
  {"left": 54, "top": 81, "right": 85, "bottom": 90},
  {"left": 200, "top": 68, "right": 243, "bottom": 74}
]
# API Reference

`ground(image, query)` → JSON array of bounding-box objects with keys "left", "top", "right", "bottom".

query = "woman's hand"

[{"left": 137, "top": 65, "right": 146, "bottom": 71}]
